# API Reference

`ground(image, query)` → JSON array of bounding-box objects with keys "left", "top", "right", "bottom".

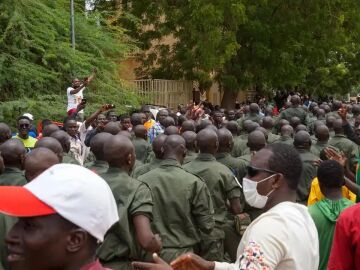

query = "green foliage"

[
  {"left": 94, "top": 0, "right": 360, "bottom": 103},
  {"left": 0, "top": 0, "right": 140, "bottom": 114}
]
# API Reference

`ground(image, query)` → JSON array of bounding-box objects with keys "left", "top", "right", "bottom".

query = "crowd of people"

[{"left": 1, "top": 91, "right": 360, "bottom": 270}]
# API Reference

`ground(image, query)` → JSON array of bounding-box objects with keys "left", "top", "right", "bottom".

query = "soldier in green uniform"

[
  {"left": 215, "top": 128, "right": 247, "bottom": 181},
  {"left": 309, "top": 109, "right": 326, "bottom": 134},
  {"left": 329, "top": 119, "right": 359, "bottom": 170},
  {"left": 35, "top": 137, "right": 64, "bottom": 162},
  {"left": 261, "top": 116, "right": 280, "bottom": 144},
  {"left": 24, "top": 148, "right": 59, "bottom": 182},
  {"left": 50, "top": 130, "right": 80, "bottom": 165},
  {"left": 278, "top": 95, "right": 308, "bottom": 125},
  {"left": 327, "top": 100, "right": 342, "bottom": 119},
  {"left": 226, "top": 121, "right": 246, "bottom": 158},
  {"left": 0, "top": 139, "right": 26, "bottom": 186},
  {"left": 84, "top": 133, "right": 111, "bottom": 174},
  {"left": 184, "top": 129, "right": 242, "bottom": 261},
  {"left": 98, "top": 135, "right": 161, "bottom": 270},
  {"left": 182, "top": 131, "right": 198, "bottom": 165},
  {"left": 310, "top": 125, "right": 331, "bottom": 157},
  {"left": 326, "top": 116, "right": 336, "bottom": 137},
  {"left": 273, "top": 124, "right": 294, "bottom": 145},
  {"left": 293, "top": 131, "right": 317, "bottom": 204},
  {"left": 138, "top": 135, "right": 215, "bottom": 263},
  {"left": 238, "top": 103, "right": 263, "bottom": 129},
  {"left": 132, "top": 134, "right": 167, "bottom": 178},
  {"left": 132, "top": 125, "right": 152, "bottom": 163}
]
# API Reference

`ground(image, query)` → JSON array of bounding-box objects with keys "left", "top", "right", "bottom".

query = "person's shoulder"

[
  {"left": 66, "top": 87, "right": 74, "bottom": 94},
  {"left": 338, "top": 203, "right": 360, "bottom": 220}
]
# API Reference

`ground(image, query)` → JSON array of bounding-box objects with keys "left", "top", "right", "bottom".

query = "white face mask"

[{"left": 243, "top": 175, "right": 276, "bottom": 209}]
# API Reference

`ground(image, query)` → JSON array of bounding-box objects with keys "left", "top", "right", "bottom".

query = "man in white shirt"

[
  {"left": 66, "top": 68, "right": 97, "bottom": 117},
  {"left": 132, "top": 143, "right": 319, "bottom": 270}
]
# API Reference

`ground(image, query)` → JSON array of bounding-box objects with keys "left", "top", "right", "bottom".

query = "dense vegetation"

[{"left": 0, "top": 0, "right": 139, "bottom": 126}]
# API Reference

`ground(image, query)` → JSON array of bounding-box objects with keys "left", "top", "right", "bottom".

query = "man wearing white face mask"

[{"left": 133, "top": 143, "right": 319, "bottom": 270}]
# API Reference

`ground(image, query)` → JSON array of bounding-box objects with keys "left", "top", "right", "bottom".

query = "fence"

[{"left": 131, "top": 79, "right": 193, "bottom": 109}]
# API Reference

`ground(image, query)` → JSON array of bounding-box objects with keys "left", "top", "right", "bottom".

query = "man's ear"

[
  {"left": 272, "top": 173, "right": 284, "bottom": 189},
  {"left": 66, "top": 229, "right": 88, "bottom": 253}
]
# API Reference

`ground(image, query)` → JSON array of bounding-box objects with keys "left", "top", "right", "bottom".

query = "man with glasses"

[
  {"left": 133, "top": 143, "right": 319, "bottom": 270},
  {"left": 13, "top": 116, "right": 37, "bottom": 152}
]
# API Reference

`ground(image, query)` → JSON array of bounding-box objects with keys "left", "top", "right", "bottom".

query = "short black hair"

[
  {"left": 119, "top": 114, "right": 130, "bottom": 122},
  {"left": 265, "top": 143, "right": 302, "bottom": 190},
  {"left": 317, "top": 160, "right": 344, "bottom": 188}
]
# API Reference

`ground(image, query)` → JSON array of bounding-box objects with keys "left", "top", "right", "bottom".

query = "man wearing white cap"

[{"left": 0, "top": 164, "right": 118, "bottom": 270}]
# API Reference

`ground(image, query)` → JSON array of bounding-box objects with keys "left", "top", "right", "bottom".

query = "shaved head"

[
  {"left": 261, "top": 116, "right": 274, "bottom": 130},
  {"left": 24, "top": 148, "right": 59, "bottom": 182},
  {"left": 315, "top": 125, "right": 329, "bottom": 142},
  {"left": 134, "top": 125, "right": 147, "bottom": 140},
  {"left": 295, "top": 124, "right": 307, "bottom": 133},
  {"left": 90, "top": 133, "right": 112, "bottom": 161},
  {"left": 182, "top": 131, "right": 197, "bottom": 151},
  {"left": 249, "top": 103, "right": 260, "bottom": 113},
  {"left": 35, "top": 137, "right": 63, "bottom": 162},
  {"left": 103, "top": 122, "right": 121, "bottom": 135},
  {"left": 290, "top": 117, "right": 301, "bottom": 129},
  {"left": 104, "top": 135, "right": 135, "bottom": 171},
  {"left": 0, "top": 123, "right": 11, "bottom": 144},
  {"left": 225, "top": 121, "right": 239, "bottom": 136},
  {"left": 164, "top": 126, "right": 179, "bottom": 135},
  {"left": 117, "top": 130, "right": 132, "bottom": 139},
  {"left": 42, "top": 124, "right": 60, "bottom": 137},
  {"left": 326, "top": 116, "right": 335, "bottom": 129},
  {"left": 247, "top": 130, "right": 266, "bottom": 151},
  {"left": 290, "top": 95, "right": 301, "bottom": 105},
  {"left": 245, "top": 121, "right": 260, "bottom": 133},
  {"left": 196, "top": 119, "right": 212, "bottom": 132},
  {"left": 333, "top": 119, "right": 344, "bottom": 134},
  {"left": 281, "top": 125, "right": 294, "bottom": 137},
  {"left": 294, "top": 130, "right": 312, "bottom": 149},
  {"left": 0, "top": 138, "right": 26, "bottom": 168},
  {"left": 152, "top": 134, "right": 167, "bottom": 159},
  {"left": 50, "top": 130, "right": 71, "bottom": 153},
  {"left": 163, "top": 135, "right": 186, "bottom": 163},
  {"left": 181, "top": 120, "right": 196, "bottom": 134},
  {"left": 163, "top": 116, "right": 175, "bottom": 128},
  {"left": 217, "top": 128, "right": 234, "bottom": 153},
  {"left": 196, "top": 129, "right": 218, "bottom": 154}
]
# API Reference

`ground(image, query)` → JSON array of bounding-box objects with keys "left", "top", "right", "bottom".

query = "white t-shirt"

[
  {"left": 215, "top": 202, "right": 319, "bottom": 270},
  {"left": 67, "top": 87, "right": 84, "bottom": 112}
]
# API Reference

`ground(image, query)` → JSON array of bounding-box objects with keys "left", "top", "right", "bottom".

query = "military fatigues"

[
  {"left": 84, "top": 160, "right": 109, "bottom": 175},
  {"left": 98, "top": 168, "right": 153, "bottom": 270},
  {"left": 297, "top": 149, "right": 318, "bottom": 204},
  {"left": 308, "top": 117, "right": 326, "bottom": 134},
  {"left": 183, "top": 150, "right": 198, "bottom": 165},
  {"left": 231, "top": 136, "right": 248, "bottom": 158},
  {"left": 132, "top": 158, "right": 162, "bottom": 179},
  {"left": 272, "top": 135, "right": 294, "bottom": 145},
  {"left": 329, "top": 134, "right": 359, "bottom": 170},
  {"left": 215, "top": 152, "right": 247, "bottom": 183},
  {"left": 266, "top": 132, "right": 280, "bottom": 144},
  {"left": 138, "top": 159, "right": 214, "bottom": 263},
  {"left": 238, "top": 113, "right": 263, "bottom": 128},
  {"left": 184, "top": 153, "right": 241, "bottom": 261},
  {"left": 279, "top": 106, "right": 308, "bottom": 125},
  {"left": 0, "top": 167, "right": 26, "bottom": 186},
  {"left": 133, "top": 137, "right": 152, "bottom": 164},
  {"left": 62, "top": 152, "right": 81, "bottom": 165}
]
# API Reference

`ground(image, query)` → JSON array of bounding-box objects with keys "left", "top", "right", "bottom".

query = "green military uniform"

[
  {"left": 84, "top": 160, "right": 109, "bottom": 175},
  {"left": 132, "top": 158, "right": 162, "bottom": 179},
  {"left": 132, "top": 137, "right": 152, "bottom": 164},
  {"left": 326, "top": 111, "right": 341, "bottom": 120},
  {"left": 184, "top": 153, "right": 241, "bottom": 261},
  {"left": 215, "top": 152, "right": 247, "bottom": 182},
  {"left": 98, "top": 167, "right": 153, "bottom": 270},
  {"left": 272, "top": 135, "right": 294, "bottom": 145},
  {"left": 0, "top": 167, "right": 26, "bottom": 186},
  {"left": 238, "top": 113, "right": 263, "bottom": 127},
  {"left": 310, "top": 141, "right": 329, "bottom": 157},
  {"left": 297, "top": 149, "right": 318, "bottom": 204},
  {"left": 231, "top": 136, "right": 248, "bottom": 158},
  {"left": 138, "top": 159, "right": 214, "bottom": 263},
  {"left": 266, "top": 132, "right": 280, "bottom": 144},
  {"left": 183, "top": 150, "right": 198, "bottom": 165},
  {"left": 84, "top": 151, "right": 96, "bottom": 164},
  {"left": 329, "top": 134, "right": 359, "bottom": 169},
  {"left": 62, "top": 152, "right": 81, "bottom": 165},
  {"left": 0, "top": 214, "right": 16, "bottom": 270},
  {"left": 329, "top": 130, "right": 335, "bottom": 138},
  {"left": 308, "top": 118, "right": 326, "bottom": 134},
  {"left": 279, "top": 106, "right": 308, "bottom": 125}
]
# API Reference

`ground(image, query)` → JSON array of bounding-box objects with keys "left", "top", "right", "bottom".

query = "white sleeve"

[
  {"left": 214, "top": 262, "right": 236, "bottom": 270},
  {"left": 67, "top": 87, "right": 73, "bottom": 95}
]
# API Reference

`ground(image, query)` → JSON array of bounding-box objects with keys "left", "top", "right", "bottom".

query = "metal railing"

[{"left": 131, "top": 79, "right": 193, "bottom": 109}]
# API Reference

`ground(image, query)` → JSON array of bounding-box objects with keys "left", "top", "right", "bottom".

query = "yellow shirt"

[
  {"left": 13, "top": 135, "right": 37, "bottom": 150},
  {"left": 307, "top": 177, "right": 356, "bottom": 206},
  {"left": 144, "top": 119, "right": 155, "bottom": 131}
]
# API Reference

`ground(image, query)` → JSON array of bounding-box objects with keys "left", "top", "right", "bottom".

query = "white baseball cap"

[
  {"left": 0, "top": 164, "right": 118, "bottom": 241},
  {"left": 22, "top": 113, "right": 34, "bottom": 121}
]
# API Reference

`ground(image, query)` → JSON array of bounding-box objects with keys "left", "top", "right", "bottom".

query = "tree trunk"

[{"left": 221, "top": 90, "right": 237, "bottom": 109}]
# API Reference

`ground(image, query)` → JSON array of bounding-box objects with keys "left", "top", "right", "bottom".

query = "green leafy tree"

[{"left": 0, "top": 0, "right": 139, "bottom": 124}]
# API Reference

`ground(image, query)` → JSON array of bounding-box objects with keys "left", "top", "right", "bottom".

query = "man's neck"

[
  {"left": 18, "top": 134, "right": 28, "bottom": 139},
  {"left": 265, "top": 190, "right": 297, "bottom": 211},
  {"left": 323, "top": 189, "right": 343, "bottom": 201}
]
